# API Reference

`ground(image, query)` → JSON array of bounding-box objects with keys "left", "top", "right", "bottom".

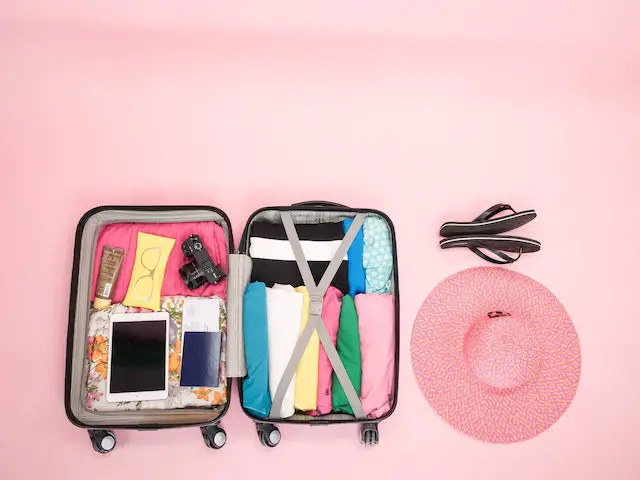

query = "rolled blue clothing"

[
  {"left": 242, "top": 282, "right": 271, "bottom": 418},
  {"left": 343, "top": 218, "right": 366, "bottom": 297},
  {"left": 362, "top": 216, "right": 393, "bottom": 293}
]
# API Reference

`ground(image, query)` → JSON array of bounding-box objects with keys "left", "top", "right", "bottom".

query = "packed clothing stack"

[{"left": 242, "top": 216, "right": 395, "bottom": 419}]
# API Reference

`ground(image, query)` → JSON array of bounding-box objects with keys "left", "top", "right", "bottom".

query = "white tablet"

[{"left": 106, "top": 312, "right": 170, "bottom": 403}]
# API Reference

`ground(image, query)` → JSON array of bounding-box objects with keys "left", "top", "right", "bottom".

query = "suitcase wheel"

[
  {"left": 201, "top": 425, "right": 227, "bottom": 450},
  {"left": 88, "top": 429, "right": 116, "bottom": 454},
  {"left": 256, "top": 423, "right": 280, "bottom": 448},
  {"left": 360, "top": 423, "right": 379, "bottom": 446}
]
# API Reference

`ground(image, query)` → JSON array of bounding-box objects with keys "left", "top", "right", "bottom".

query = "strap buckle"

[{"left": 309, "top": 295, "right": 323, "bottom": 316}]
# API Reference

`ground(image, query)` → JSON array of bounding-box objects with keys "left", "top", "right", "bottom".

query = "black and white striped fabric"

[{"left": 249, "top": 221, "right": 349, "bottom": 293}]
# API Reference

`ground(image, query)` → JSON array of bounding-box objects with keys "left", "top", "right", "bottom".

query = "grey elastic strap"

[
  {"left": 225, "top": 254, "right": 252, "bottom": 377},
  {"left": 269, "top": 212, "right": 367, "bottom": 419}
]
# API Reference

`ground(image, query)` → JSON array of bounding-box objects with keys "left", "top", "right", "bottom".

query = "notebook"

[{"left": 179, "top": 331, "right": 222, "bottom": 387}]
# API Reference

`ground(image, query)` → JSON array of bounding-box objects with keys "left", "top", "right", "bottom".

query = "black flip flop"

[
  {"left": 439, "top": 204, "right": 536, "bottom": 237},
  {"left": 439, "top": 235, "right": 541, "bottom": 264}
]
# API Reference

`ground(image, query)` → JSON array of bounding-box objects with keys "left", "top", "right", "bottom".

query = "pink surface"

[
  {"left": 91, "top": 222, "right": 228, "bottom": 302},
  {"left": 356, "top": 294, "right": 395, "bottom": 418},
  {"left": 411, "top": 267, "right": 581, "bottom": 443},
  {"left": 1, "top": 2, "right": 639, "bottom": 479}
]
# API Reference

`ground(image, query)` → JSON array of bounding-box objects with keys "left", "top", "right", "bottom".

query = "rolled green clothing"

[{"left": 331, "top": 294, "right": 362, "bottom": 414}]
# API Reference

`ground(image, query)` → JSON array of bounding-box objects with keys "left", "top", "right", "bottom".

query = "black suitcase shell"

[{"left": 65, "top": 202, "right": 399, "bottom": 452}]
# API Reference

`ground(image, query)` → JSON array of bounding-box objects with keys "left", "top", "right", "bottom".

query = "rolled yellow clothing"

[{"left": 293, "top": 286, "right": 319, "bottom": 411}]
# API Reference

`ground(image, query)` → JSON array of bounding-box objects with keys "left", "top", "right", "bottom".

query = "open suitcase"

[
  {"left": 236, "top": 202, "right": 400, "bottom": 447},
  {"left": 65, "top": 201, "right": 399, "bottom": 453}
]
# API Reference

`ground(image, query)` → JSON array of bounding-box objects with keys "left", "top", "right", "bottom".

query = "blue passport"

[{"left": 180, "top": 331, "right": 222, "bottom": 387}]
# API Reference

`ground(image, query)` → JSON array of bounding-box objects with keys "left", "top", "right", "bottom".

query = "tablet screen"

[{"left": 110, "top": 320, "right": 167, "bottom": 394}]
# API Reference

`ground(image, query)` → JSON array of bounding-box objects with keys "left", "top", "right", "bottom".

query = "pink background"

[{"left": 1, "top": 2, "right": 639, "bottom": 478}]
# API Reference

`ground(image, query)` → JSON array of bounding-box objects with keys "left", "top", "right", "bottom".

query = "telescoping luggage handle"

[
  {"left": 292, "top": 201, "right": 349, "bottom": 209},
  {"left": 269, "top": 212, "right": 368, "bottom": 420}
]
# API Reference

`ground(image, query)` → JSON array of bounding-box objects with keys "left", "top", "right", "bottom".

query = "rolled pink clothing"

[
  {"left": 91, "top": 221, "right": 228, "bottom": 302},
  {"left": 356, "top": 293, "right": 395, "bottom": 418},
  {"left": 313, "top": 286, "right": 343, "bottom": 415}
]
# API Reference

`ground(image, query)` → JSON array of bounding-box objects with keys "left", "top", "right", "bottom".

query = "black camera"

[{"left": 179, "top": 234, "right": 226, "bottom": 290}]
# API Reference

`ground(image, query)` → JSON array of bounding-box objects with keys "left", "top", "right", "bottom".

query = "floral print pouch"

[{"left": 85, "top": 296, "right": 227, "bottom": 411}]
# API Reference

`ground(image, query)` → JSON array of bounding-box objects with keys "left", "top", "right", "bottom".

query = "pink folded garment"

[
  {"left": 313, "top": 286, "right": 343, "bottom": 415},
  {"left": 355, "top": 293, "right": 395, "bottom": 418},
  {"left": 91, "top": 221, "right": 228, "bottom": 303}
]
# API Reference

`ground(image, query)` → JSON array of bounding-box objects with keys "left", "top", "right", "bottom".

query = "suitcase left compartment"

[{"left": 65, "top": 206, "right": 233, "bottom": 453}]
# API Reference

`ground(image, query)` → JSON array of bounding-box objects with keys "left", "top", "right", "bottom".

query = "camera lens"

[{"left": 179, "top": 261, "right": 204, "bottom": 290}]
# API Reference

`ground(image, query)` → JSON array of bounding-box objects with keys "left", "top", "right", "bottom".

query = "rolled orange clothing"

[{"left": 355, "top": 293, "right": 395, "bottom": 418}]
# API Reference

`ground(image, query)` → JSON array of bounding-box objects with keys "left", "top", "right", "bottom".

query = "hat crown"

[{"left": 464, "top": 313, "right": 539, "bottom": 390}]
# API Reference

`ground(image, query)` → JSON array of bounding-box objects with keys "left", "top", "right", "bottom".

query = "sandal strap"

[
  {"left": 473, "top": 204, "right": 516, "bottom": 222},
  {"left": 470, "top": 246, "right": 522, "bottom": 264}
]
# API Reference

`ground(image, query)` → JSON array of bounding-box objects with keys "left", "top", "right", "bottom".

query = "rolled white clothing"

[
  {"left": 266, "top": 284, "right": 304, "bottom": 418},
  {"left": 249, "top": 237, "right": 348, "bottom": 262}
]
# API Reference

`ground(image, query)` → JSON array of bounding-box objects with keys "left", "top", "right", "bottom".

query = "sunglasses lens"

[
  {"left": 141, "top": 248, "right": 160, "bottom": 270},
  {"left": 134, "top": 276, "right": 154, "bottom": 299}
]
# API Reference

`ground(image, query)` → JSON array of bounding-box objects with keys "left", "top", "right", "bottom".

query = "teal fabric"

[
  {"left": 343, "top": 218, "right": 366, "bottom": 297},
  {"left": 242, "top": 282, "right": 271, "bottom": 418},
  {"left": 362, "top": 216, "right": 393, "bottom": 293}
]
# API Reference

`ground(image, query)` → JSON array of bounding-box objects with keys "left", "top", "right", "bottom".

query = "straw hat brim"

[{"left": 410, "top": 267, "right": 581, "bottom": 443}]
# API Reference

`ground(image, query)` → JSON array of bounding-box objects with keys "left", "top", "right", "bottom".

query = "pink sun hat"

[{"left": 411, "top": 267, "right": 581, "bottom": 443}]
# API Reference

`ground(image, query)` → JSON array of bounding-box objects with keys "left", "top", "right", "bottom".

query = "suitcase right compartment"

[{"left": 234, "top": 202, "right": 400, "bottom": 447}]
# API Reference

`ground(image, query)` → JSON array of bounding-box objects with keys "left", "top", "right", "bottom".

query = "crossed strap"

[
  {"left": 473, "top": 204, "right": 522, "bottom": 263},
  {"left": 268, "top": 212, "right": 367, "bottom": 419}
]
